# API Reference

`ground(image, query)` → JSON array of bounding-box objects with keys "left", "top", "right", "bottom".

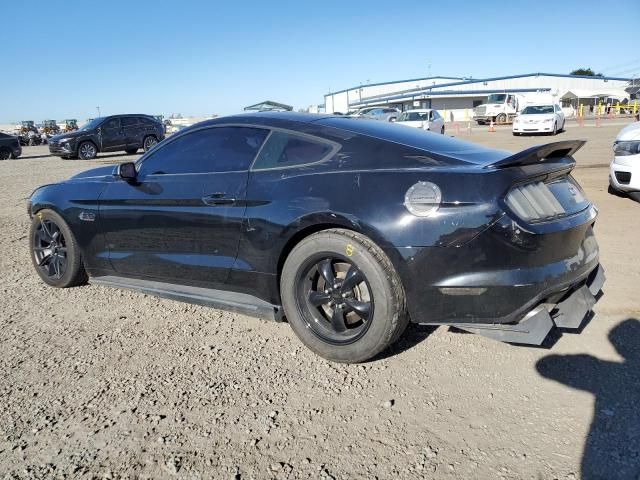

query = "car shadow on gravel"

[
  {"left": 374, "top": 323, "right": 438, "bottom": 361},
  {"left": 536, "top": 318, "right": 640, "bottom": 480},
  {"left": 15, "top": 154, "right": 53, "bottom": 160}
]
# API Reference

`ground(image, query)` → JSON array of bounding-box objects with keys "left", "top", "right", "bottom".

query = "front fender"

[{"left": 28, "top": 181, "right": 110, "bottom": 272}]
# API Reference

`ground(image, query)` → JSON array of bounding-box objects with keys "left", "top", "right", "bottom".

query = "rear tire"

[
  {"left": 281, "top": 228, "right": 408, "bottom": 363},
  {"left": 496, "top": 113, "right": 507, "bottom": 124},
  {"left": 143, "top": 135, "right": 158, "bottom": 152},
  {"left": 30, "top": 209, "right": 88, "bottom": 288}
]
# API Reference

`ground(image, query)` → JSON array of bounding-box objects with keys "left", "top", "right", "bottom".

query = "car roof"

[
  {"left": 181, "top": 112, "right": 509, "bottom": 167},
  {"left": 104, "top": 114, "right": 158, "bottom": 120},
  {"left": 402, "top": 109, "right": 433, "bottom": 113}
]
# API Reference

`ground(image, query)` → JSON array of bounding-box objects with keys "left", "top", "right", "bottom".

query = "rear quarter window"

[{"left": 252, "top": 131, "right": 336, "bottom": 170}]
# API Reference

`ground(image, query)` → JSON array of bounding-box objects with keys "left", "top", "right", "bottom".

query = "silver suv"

[{"left": 350, "top": 107, "right": 400, "bottom": 122}]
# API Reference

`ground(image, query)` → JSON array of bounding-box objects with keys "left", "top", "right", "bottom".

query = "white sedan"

[
  {"left": 609, "top": 121, "right": 640, "bottom": 201},
  {"left": 512, "top": 104, "right": 565, "bottom": 136},
  {"left": 395, "top": 109, "right": 445, "bottom": 134}
]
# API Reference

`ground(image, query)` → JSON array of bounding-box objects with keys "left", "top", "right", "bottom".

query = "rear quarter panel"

[{"left": 240, "top": 164, "right": 511, "bottom": 278}]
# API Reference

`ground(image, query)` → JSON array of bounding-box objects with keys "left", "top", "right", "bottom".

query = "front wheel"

[
  {"left": 0, "top": 147, "right": 11, "bottom": 160},
  {"left": 281, "top": 229, "right": 408, "bottom": 363},
  {"left": 78, "top": 141, "right": 97, "bottom": 160},
  {"left": 30, "top": 209, "right": 88, "bottom": 288},
  {"left": 496, "top": 113, "right": 507, "bottom": 124},
  {"left": 552, "top": 122, "right": 557, "bottom": 135},
  {"left": 440, "top": 125, "right": 445, "bottom": 135}
]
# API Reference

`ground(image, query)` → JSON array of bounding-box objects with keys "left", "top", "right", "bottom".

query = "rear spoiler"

[{"left": 484, "top": 140, "right": 586, "bottom": 169}]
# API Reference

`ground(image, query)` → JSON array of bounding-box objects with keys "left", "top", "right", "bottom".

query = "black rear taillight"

[{"left": 505, "top": 176, "right": 589, "bottom": 223}]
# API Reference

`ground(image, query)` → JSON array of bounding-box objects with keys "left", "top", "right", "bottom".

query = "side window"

[
  {"left": 103, "top": 118, "right": 120, "bottom": 130},
  {"left": 252, "top": 131, "right": 334, "bottom": 170},
  {"left": 138, "top": 126, "right": 268, "bottom": 175},
  {"left": 121, "top": 117, "right": 138, "bottom": 127}
]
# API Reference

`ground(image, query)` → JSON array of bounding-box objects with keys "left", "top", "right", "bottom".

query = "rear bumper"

[
  {"left": 395, "top": 214, "right": 601, "bottom": 328},
  {"left": 442, "top": 265, "right": 605, "bottom": 345}
]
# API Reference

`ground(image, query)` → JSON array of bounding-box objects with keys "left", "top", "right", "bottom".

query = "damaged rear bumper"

[{"left": 434, "top": 264, "right": 605, "bottom": 345}]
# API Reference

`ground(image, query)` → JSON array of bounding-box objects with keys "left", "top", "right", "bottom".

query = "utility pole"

[{"left": 96, "top": 106, "right": 101, "bottom": 117}]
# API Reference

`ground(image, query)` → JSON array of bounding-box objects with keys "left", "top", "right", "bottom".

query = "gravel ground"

[{"left": 1, "top": 123, "right": 639, "bottom": 479}]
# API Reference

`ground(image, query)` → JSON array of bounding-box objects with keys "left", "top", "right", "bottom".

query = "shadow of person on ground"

[{"left": 536, "top": 318, "right": 640, "bottom": 479}]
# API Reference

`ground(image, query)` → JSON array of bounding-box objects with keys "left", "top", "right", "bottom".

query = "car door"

[
  {"left": 99, "top": 125, "right": 269, "bottom": 286},
  {"left": 120, "top": 116, "right": 140, "bottom": 149},
  {"left": 99, "top": 117, "right": 126, "bottom": 151}
]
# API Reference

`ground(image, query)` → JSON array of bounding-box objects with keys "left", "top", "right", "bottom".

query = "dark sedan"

[
  {"left": 0, "top": 132, "right": 22, "bottom": 160},
  {"left": 48, "top": 114, "right": 165, "bottom": 160},
  {"left": 27, "top": 112, "right": 604, "bottom": 363}
]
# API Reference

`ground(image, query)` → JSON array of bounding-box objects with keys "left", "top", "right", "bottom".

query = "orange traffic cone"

[{"left": 488, "top": 120, "right": 496, "bottom": 133}]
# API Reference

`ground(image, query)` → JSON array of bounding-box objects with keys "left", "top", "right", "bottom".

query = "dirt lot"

[{"left": 1, "top": 122, "right": 638, "bottom": 479}]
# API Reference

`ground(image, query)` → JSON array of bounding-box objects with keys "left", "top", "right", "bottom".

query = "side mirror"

[{"left": 117, "top": 162, "right": 137, "bottom": 180}]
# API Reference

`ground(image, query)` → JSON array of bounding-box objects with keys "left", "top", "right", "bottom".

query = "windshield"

[
  {"left": 398, "top": 112, "right": 429, "bottom": 121},
  {"left": 487, "top": 94, "right": 507, "bottom": 104},
  {"left": 79, "top": 118, "right": 103, "bottom": 131},
  {"left": 521, "top": 105, "right": 554, "bottom": 114}
]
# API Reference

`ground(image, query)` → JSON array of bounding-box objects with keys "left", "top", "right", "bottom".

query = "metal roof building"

[{"left": 324, "top": 73, "right": 632, "bottom": 120}]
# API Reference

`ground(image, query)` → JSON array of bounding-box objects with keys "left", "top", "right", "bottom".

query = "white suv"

[{"left": 609, "top": 121, "right": 640, "bottom": 201}]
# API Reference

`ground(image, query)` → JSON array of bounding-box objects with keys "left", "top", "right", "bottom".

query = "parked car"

[
  {"left": 48, "top": 114, "right": 165, "bottom": 160},
  {"left": 609, "top": 121, "right": 640, "bottom": 201},
  {"left": 0, "top": 132, "right": 22, "bottom": 160},
  {"left": 350, "top": 107, "right": 399, "bottom": 122},
  {"left": 395, "top": 109, "right": 445, "bottom": 134},
  {"left": 512, "top": 104, "right": 565, "bottom": 136},
  {"left": 28, "top": 112, "right": 604, "bottom": 363}
]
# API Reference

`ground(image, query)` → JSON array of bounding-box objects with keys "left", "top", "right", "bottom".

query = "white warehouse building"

[{"left": 324, "top": 73, "right": 632, "bottom": 121}]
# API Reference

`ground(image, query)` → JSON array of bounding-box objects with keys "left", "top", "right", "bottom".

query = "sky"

[{"left": 1, "top": 0, "right": 639, "bottom": 123}]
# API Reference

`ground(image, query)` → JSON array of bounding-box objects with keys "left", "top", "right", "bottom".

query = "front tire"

[
  {"left": 440, "top": 125, "right": 445, "bottom": 135},
  {"left": 281, "top": 229, "right": 408, "bottom": 363},
  {"left": 496, "top": 113, "right": 507, "bottom": 124},
  {"left": 0, "top": 147, "right": 11, "bottom": 160},
  {"left": 30, "top": 209, "right": 88, "bottom": 288},
  {"left": 78, "top": 141, "right": 97, "bottom": 160}
]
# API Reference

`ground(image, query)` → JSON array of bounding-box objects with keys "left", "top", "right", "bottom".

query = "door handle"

[{"left": 202, "top": 193, "right": 236, "bottom": 205}]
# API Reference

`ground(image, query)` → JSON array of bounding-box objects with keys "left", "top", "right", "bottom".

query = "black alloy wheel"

[
  {"left": 143, "top": 136, "right": 158, "bottom": 151},
  {"left": 33, "top": 218, "right": 68, "bottom": 280},
  {"left": 281, "top": 229, "right": 408, "bottom": 363},
  {"left": 295, "top": 256, "right": 374, "bottom": 345}
]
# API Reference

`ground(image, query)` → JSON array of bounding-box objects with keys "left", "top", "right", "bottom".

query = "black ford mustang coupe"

[{"left": 28, "top": 112, "right": 604, "bottom": 362}]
